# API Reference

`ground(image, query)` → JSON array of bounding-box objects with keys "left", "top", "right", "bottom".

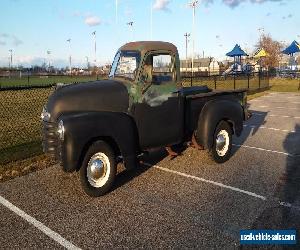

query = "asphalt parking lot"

[{"left": 1, "top": 92, "right": 300, "bottom": 249}]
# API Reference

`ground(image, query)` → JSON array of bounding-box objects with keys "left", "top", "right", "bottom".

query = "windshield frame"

[{"left": 109, "top": 50, "right": 141, "bottom": 82}]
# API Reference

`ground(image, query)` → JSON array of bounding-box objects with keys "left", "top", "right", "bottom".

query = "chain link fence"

[
  {"left": 0, "top": 74, "right": 104, "bottom": 89},
  {"left": 0, "top": 72, "right": 271, "bottom": 165}
]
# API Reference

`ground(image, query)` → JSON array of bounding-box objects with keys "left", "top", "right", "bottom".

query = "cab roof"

[{"left": 119, "top": 41, "right": 178, "bottom": 55}]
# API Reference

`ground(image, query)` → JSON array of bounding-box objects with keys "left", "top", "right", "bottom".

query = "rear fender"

[{"left": 196, "top": 99, "right": 243, "bottom": 149}]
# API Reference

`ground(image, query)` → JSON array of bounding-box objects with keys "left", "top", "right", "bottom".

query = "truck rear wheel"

[
  {"left": 208, "top": 120, "right": 232, "bottom": 163},
  {"left": 79, "top": 140, "right": 116, "bottom": 197}
]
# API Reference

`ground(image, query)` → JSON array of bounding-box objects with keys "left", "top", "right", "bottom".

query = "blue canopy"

[
  {"left": 282, "top": 40, "right": 300, "bottom": 55},
  {"left": 226, "top": 44, "right": 248, "bottom": 57}
]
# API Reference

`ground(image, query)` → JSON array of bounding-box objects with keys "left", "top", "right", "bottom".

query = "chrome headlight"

[
  {"left": 57, "top": 120, "right": 65, "bottom": 141},
  {"left": 41, "top": 106, "right": 51, "bottom": 122}
]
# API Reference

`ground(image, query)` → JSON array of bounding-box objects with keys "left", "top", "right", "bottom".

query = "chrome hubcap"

[
  {"left": 216, "top": 130, "right": 229, "bottom": 157},
  {"left": 87, "top": 153, "right": 110, "bottom": 188}
]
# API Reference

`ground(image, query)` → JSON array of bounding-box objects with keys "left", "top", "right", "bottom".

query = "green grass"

[
  {"left": 270, "top": 77, "right": 300, "bottom": 92},
  {"left": 0, "top": 141, "right": 42, "bottom": 165},
  {"left": 0, "top": 75, "right": 102, "bottom": 88},
  {"left": 0, "top": 87, "right": 53, "bottom": 164}
]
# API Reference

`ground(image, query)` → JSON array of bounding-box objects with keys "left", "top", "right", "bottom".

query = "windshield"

[{"left": 109, "top": 50, "right": 141, "bottom": 80}]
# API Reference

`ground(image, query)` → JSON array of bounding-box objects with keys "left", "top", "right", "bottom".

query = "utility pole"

[
  {"left": 189, "top": 0, "right": 198, "bottom": 76},
  {"left": 184, "top": 33, "right": 190, "bottom": 73},
  {"left": 47, "top": 50, "right": 51, "bottom": 72},
  {"left": 9, "top": 49, "right": 13, "bottom": 69},
  {"left": 258, "top": 27, "right": 264, "bottom": 44},
  {"left": 85, "top": 56, "right": 89, "bottom": 70},
  {"left": 127, "top": 21, "right": 134, "bottom": 42},
  {"left": 115, "top": 0, "right": 118, "bottom": 25},
  {"left": 67, "top": 39, "right": 72, "bottom": 75},
  {"left": 92, "top": 31, "right": 97, "bottom": 67},
  {"left": 150, "top": 0, "right": 153, "bottom": 40}
]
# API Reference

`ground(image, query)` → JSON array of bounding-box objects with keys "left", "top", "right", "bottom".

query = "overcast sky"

[{"left": 0, "top": 0, "right": 298, "bottom": 68}]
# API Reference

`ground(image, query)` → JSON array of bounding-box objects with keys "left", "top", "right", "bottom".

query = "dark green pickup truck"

[{"left": 41, "top": 41, "right": 249, "bottom": 197}]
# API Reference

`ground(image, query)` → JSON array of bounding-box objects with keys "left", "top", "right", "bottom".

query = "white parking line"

[
  {"left": 251, "top": 112, "right": 300, "bottom": 119},
  {"left": 243, "top": 124, "right": 296, "bottom": 134},
  {"left": 232, "top": 144, "right": 300, "bottom": 157},
  {"left": 256, "top": 105, "right": 300, "bottom": 110},
  {"left": 0, "top": 195, "right": 81, "bottom": 250},
  {"left": 142, "top": 163, "right": 300, "bottom": 211},
  {"left": 251, "top": 100, "right": 300, "bottom": 104}
]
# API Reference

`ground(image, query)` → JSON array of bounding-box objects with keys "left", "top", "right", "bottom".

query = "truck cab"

[{"left": 42, "top": 41, "right": 248, "bottom": 197}]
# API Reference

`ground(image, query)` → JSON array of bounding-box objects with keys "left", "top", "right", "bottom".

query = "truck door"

[{"left": 133, "top": 51, "right": 184, "bottom": 149}]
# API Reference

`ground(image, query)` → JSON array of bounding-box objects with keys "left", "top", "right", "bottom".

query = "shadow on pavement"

[
  {"left": 231, "top": 108, "right": 268, "bottom": 156},
  {"left": 242, "top": 124, "right": 300, "bottom": 249},
  {"left": 112, "top": 148, "right": 168, "bottom": 192}
]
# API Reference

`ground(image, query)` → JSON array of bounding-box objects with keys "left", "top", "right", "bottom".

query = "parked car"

[{"left": 41, "top": 41, "right": 250, "bottom": 197}]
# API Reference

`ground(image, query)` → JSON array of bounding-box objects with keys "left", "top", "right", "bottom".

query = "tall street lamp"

[
  {"left": 67, "top": 39, "right": 72, "bottom": 75},
  {"left": 127, "top": 21, "right": 134, "bottom": 42},
  {"left": 85, "top": 56, "right": 89, "bottom": 70},
  {"left": 92, "top": 31, "right": 97, "bottom": 67},
  {"left": 150, "top": 0, "right": 153, "bottom": 40},
  {"left": 9, "top": 49, "right": 13, "bottom": 69},
  {"left": 47, "top": 50, "right": 51, "bottom": 72},
  {"left": 188, "top": 0, "right": 198, "bottom": 76},
  {"left": 184, "top": 33, "right": 190, "bottom": 73}
]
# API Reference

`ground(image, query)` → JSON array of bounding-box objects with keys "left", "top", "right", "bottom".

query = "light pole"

[
  {"left": 150, "top": 0, "right": 153, "bottom": 40},
  {"left": 92, "top": 31, "right": 97, "bottom": 67},
  {"left": 258, "top": 27, "right": 264, "bottom": 44},
  {"left": 85, "top": 56, "right": 89, "bottom": 70},
  {"left": 47, "top": 50, "right": 51, "bottom": 72},
  {"left": 67, "top": 39, "right": 72, "bottom": 75},
  {"left": 189, "top": 0, "right": 198, "bottom": 76},
  {"left": 184, "top": 33, "right": 190, "bottom": 73},
  {"left": 9, "top": 49, "right": 13, "bottom": 69},
  {"left": 115, "top": 0, "right": 118, "bottom": 25},
  {"left": 127, "top": 21, "right": 134, "bottom": 42}
]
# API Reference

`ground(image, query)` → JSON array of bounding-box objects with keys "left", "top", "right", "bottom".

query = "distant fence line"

[{"left": 0, "top": 74, "right": 105, "bottom": 89}]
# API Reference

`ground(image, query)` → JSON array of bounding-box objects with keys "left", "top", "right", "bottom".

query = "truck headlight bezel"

[{"left": 57, "top": 120, "right": 65, "bottom": 141}]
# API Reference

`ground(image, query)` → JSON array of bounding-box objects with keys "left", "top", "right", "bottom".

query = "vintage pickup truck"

[{"left": 41, "top": 41, "right": 249, "bottom": 197}]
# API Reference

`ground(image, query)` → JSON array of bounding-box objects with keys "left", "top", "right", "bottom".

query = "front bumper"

[{"left": 42, "top": 121, "right": 62, "bottom": 163}]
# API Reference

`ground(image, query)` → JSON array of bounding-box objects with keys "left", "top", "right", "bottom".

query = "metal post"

[
  {"left": 150, "top": 0, "right": 153, "bottom": 40},
  {"left": 192, "top": 5, "right": 195, "bottom": 77},
  {"left": 259, "top": 71, "right": 261, "bottom": 89},
  {"left": 92, "top": 31, "right": 97, "bottom": 67},
  {"left": 247, "top": 74, "right": 250, "bottom": 89},
  {"left": 67, "top": 39, "right": 72, "bottom": 75},
  {"left": 214, "top": 76, "right": 217, "bottom": 89},
  {"left": 234, "top": 75, "right": 236, "bottom": 89},
  {"left": 189, "top": 1, "right": 198, "bottom": 78},
  {"left": 184, "top": 33, "right": 190, "bottom": 74}
]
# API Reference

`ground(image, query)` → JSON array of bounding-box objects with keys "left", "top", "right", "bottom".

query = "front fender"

[
  {"left": 60, "top": 111, "right": 139, "bottom": 172},
  {"left": 196, "top": 99, "right": 243, "bottom": 149}
]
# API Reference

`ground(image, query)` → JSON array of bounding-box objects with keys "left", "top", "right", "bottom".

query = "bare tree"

[{"left": 256, "top": 34, "right": 284, "bottom": 69}]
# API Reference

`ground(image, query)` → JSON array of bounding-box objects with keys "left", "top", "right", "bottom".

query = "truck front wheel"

[
  {"left": 79, "top": 141, "right": 116, "bottom": 197},
  {"left": 208, "top": 120, "right": 232, "bottom": 163}
]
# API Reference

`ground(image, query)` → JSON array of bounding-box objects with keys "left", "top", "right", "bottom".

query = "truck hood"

[{"left": 46, "top": 80, "right": 129, "bottom": 121}]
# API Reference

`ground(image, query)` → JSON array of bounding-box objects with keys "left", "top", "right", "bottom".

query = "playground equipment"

[{"left": 224, "top": 44, "right": 248, "bottom": 75}]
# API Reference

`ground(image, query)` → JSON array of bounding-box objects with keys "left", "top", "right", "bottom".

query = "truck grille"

[{"left": 42, "top": 121, "right": 61, "bottom": 162}]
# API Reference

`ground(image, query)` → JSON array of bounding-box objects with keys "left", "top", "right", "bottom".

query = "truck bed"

[{"left": 181, "top": 86, "right": 247, "bottom": 135}]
